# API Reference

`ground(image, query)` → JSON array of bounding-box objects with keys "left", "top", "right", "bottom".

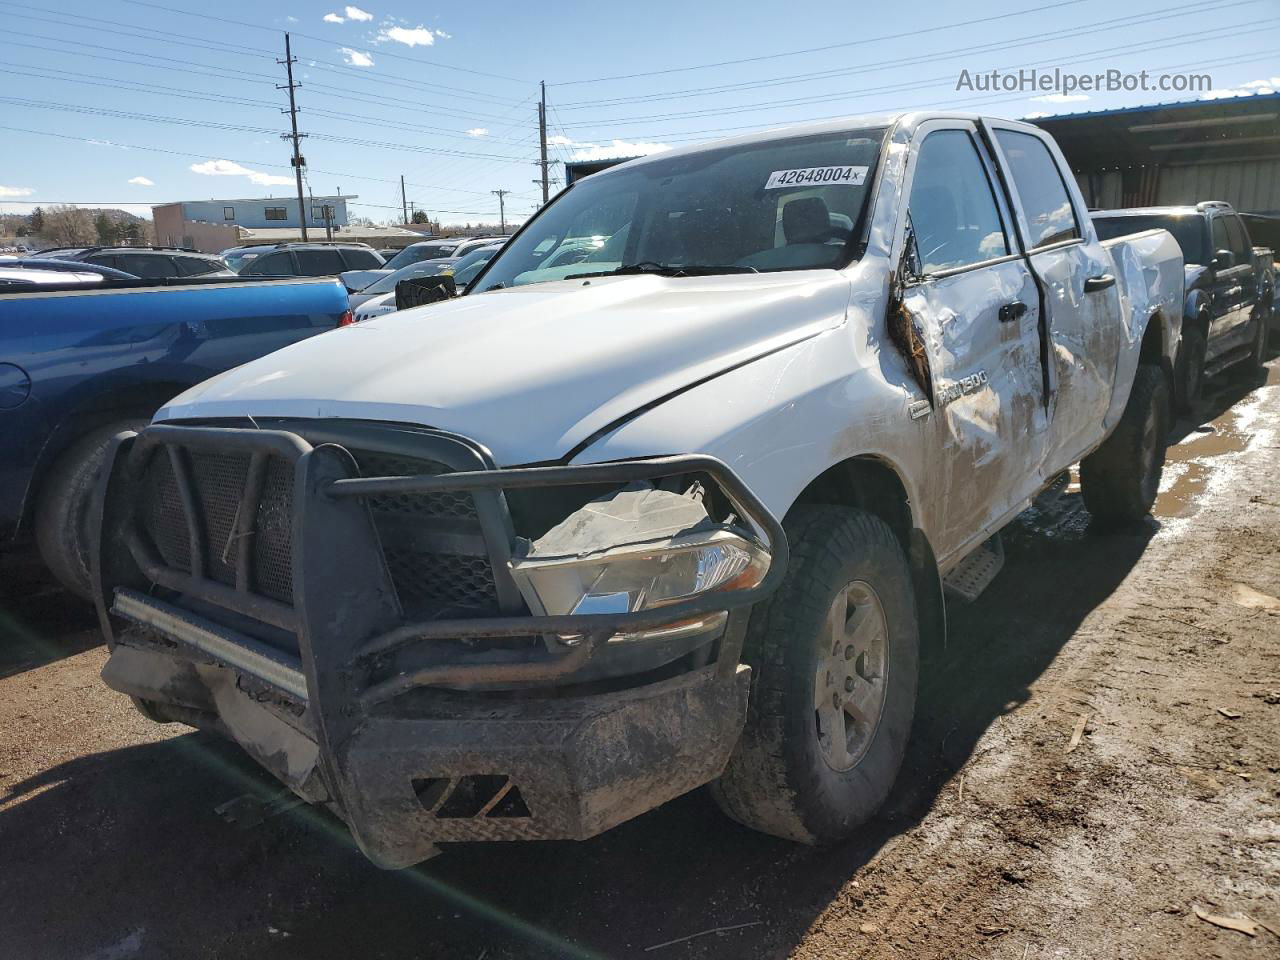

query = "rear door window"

[
  {"left": 908, "top": 129, "right": 1009, "bottom": 273},
  {"left": 114, "top": 254, "right": 179, "bottom": 278},
  {"left": 994, "top": 130, "right": 1080, "bottom": 248},
  {"left": 340, "top": 248, "right": 382, "bottom": 269},
  {"left": 174, "top": 256, "right": 221, "bottom": 276},
  {"left": 246, "top": 251, "right": 296, "bottom": 275},
  {"left": 294, "top": 249, "right": 346, "bottom": 276}
]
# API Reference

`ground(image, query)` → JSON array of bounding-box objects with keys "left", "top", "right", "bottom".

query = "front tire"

[
  {"left": 35, "top": 419, "right": 148, "bottom": 599},
  {"left": 1174, "top": 320, "right": 1207, "bottom": 414},
  {"left": 712, "top": 505, "right": 920, "bottom": 844},
  {"left": 1080, "top": 364, "right": 1169, "bottom": 530}
]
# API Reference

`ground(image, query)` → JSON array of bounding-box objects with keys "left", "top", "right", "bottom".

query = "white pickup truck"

[{"left": 91, "top": 112, "right": 1182, "bottom": 868}]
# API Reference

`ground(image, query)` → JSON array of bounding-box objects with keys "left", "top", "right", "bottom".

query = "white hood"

[{"left": 157, "top": 271, "right": 851, "bottom": 465}]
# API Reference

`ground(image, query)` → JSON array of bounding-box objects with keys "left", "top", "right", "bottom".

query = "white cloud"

[
  {"left": 127, "top": 176, "right": 154, "bottom": 186},
  {"left": 344, "top": 5, "right": 373, "bottom": 21},
  {"left": 0, "top": 185, "right": 34, "bottom": 198},
  {"left": 548, "top": 137, "right": 671, "bottom": 162},
  {"left": 1203, "top": 76, "right": 1280, "bottom": 100},
  {"left": 189, "top": 159, "right": 293, "bottom": 187},
  {"left": 341, "top": 47, "right": 375, "bottom": 67},
  {"left": 465, "top": 128, "right": 488, "bottom": 137},
  {"left": 435, "top": 29, "right": 451, "bottom": 39},
  {"left": 323, "top": 12, "right": 344, "bottom": 22},
  {"left": 379, "top": 25, "right": 435, "bottom": 47},
  {"left": 1030, "top": 93, "right": 1090, "bottom": 103}
]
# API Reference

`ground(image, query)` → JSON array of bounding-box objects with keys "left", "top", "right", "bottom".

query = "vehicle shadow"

[
  {"left": 0, "top": 548, "right": 99, "bottom": 679},
  {"left": 0, "top": 505, "right": 1156, "bottom": 960}
]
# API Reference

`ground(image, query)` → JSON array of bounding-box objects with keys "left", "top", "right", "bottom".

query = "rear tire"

[
  {"left": 712, "top": 505, "right": 919, "bottom": 844},
  {"left": 34, "top": 419, "right": 148, "bottom": 599},
  {"left": 1080, "top": 364, "right": 1169, "bottom": 530},
  {"left": 1233, "top": 310, "right": 1268, "bottom": 381}
]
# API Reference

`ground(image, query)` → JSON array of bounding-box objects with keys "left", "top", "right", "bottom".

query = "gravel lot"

[{"left": 2, "top": 361, "right": 1277, "bottom": 960}]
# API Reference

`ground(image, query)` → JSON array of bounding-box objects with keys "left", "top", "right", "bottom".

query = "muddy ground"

[{"left": 2, "top": 364, "right": 1278, "bottom": 960}]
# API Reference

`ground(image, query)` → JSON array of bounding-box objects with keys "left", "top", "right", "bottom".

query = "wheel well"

[
  {"left": 790, "top": 456, "right": 913, "bottom": 547},
  {"left": 790, "top": 456, "right": 945, "bottom": 651},
  {"left": 17, "top": 380, "right": 185, "bottom": 536},
  {"left": 1139, "top": 310, "right": 1166, "bottom": 366}
]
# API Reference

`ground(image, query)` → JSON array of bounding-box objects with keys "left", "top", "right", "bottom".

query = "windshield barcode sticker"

[{"left": 765, "top": 166, "right": 868, "bottom": 189}]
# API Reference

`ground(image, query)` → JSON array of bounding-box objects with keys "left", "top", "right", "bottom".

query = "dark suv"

[
  {"left": 239, "top": 242, "right": 384, "bottom": 277},
  {"left": 42, "top": 246, "right": 234, "bottom": 279}
]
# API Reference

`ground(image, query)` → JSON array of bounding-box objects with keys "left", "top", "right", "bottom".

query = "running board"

[{"left": 942, "top": 534, "right": 1005, "bottom": 603}]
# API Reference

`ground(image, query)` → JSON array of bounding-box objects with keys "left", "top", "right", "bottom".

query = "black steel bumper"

[{"left": 91, "top": 423, "right": 786, "bottom": 867}]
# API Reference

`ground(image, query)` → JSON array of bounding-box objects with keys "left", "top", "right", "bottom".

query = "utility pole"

[
  {"left": 491, "top": 189, "right": 510, "bottom": 233},
  {"left": 278, "top": 33, "right": 309, "bottom": 242},
  {"left": 400, "top": 175, "right": 408, "bottom": 224},
  {"left": 538, "top": 80, "right": 550, "bottom": 204}
]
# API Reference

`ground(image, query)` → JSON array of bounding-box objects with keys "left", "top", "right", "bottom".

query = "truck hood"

[{"left": 157, "top": 270, "right": 852, "bottom": 465}]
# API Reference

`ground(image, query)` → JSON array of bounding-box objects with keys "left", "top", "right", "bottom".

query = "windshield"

[
  {"left": 384, "top": 241, "right": 461, "bottom": 271},
  {"left": 1092, "top": 214, "right": 1206, "bottom": 265},
  {"left": 363, "top": 259, "right": 456, "bottom": 295},
  {"left": 472, "top": 128, "right": 885, "bottom": 293}
]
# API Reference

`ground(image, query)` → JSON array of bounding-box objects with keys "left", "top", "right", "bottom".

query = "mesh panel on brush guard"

[{"left": 136, "top": 443, "right": 500, "bottom": 618}]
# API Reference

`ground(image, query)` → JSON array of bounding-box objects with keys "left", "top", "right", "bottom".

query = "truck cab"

[{"left": 91, "top": 113, "right": 1183, "bottom": 869}]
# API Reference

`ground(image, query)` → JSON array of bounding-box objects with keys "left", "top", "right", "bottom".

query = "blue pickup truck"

[{"left": 1, "top": 273, "right": 350, "bottom": 595}]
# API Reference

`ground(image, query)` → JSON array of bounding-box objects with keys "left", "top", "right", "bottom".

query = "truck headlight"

[{"left": 509, "top": 483, "right": 770, "bottom": 635}]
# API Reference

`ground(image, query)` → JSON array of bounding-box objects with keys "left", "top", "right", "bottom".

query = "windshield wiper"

[{"left": 565, "top": 262, "right": 759, "bottom": 281}]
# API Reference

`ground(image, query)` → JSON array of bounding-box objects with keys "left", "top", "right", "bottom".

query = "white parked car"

[
  {"left": 339, "top": 236, "right": 506, "bottom": 293},
  {"left": 94, "top": 112, "right": 1183, "bottom": 869}
]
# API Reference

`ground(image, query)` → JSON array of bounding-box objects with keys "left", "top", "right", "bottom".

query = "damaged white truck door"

[
  {"left": 897, "top": 121, "right": 1048, "bottom": 566},
  {"left": 986, "top": 123, "right": 1123, "bottom": 468}
]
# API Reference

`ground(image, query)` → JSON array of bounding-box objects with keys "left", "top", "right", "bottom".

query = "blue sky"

[{"left": 1, "top": 0, "right": 1277, "bottom": 225}]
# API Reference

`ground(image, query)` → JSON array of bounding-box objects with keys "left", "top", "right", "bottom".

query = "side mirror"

[
  {"left": 1212, "top": 248, "right": 1235, "bottom": 270},
  {"left": 395, "top": 275, "right": 456, "bottom": 310}
]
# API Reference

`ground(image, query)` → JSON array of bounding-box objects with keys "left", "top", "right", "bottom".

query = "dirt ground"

[{"left": 1, "top": 364, "right": 1277, "bottom": 960}]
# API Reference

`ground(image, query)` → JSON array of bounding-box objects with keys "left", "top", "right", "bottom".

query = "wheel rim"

[{"left": 814, "top": 580, "right": 889, "bottom": 772}]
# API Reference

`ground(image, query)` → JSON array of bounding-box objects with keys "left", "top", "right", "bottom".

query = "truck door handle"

[
  {"left": 1084, "top": 274, "right": 1115, "bottom": 293},
  {"left": 998, "top": 300, "right": 1027, "bottom": 323}
]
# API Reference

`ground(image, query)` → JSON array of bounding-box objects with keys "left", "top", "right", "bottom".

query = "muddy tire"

[
  {"left": 1080, "top": 364, "right": 1169, "bottom": 530},
  {"left": 1174, "top": 319, "right": 1207, "bottom": 414},
  {"left": 711, "top": 505, "right": 919, "bottom": 844},
  {"left": 34, "top": 419, "right": 148, "bottom": 599}
]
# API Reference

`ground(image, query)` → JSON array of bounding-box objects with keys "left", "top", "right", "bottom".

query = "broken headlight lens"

[{"left": 509, "top": 483, "right": 770, "bottom": 631}]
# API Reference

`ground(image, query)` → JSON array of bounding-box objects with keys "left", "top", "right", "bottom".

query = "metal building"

[{"left": 1031, "top": 93, "right": 1280, "bottom": 215}]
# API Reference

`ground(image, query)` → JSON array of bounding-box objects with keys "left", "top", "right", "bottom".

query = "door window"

[
  {"left": 1225, "top": 216, "right": 1250, "bottom": 260},
  {"left": 245, "top": 251, "right": 294, "bottom": 275},
  {"left": 174, "top": 256, "right": 221, "bottom": 276},
  {"left": 114, "top": 254, "right": 179, "bottom": 278},
  {"left": 907, "top": 129, "right": 1009, "bottom": 274},
  {"left": 340, "top": 248, "right": 382, "bottom": 269},
  {"left": 995, "top": 130, "right": 1080, "bottom": 248},
  {"left": 1210, "top": 217, "right": 1231, "bottom": 260},
  {"left": 293, "top": 249, "right": 346, "bottom": 275}
]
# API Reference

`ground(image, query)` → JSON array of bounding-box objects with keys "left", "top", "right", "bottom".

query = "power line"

[
  {"left": 553, "top": 0, "right": 1246, "bottom": 109},
  {"left": 551, "top": 0, "right": 1095, "bottom": 85},
  {"left": 555, "top": 0, "right": 1257, "bottom": 128},
  {"left": 0, "top": 97, "right": 544, "bottom": 164},
  {"left": 593, "top": 47, "right": 1278, "bottom": 146}
]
